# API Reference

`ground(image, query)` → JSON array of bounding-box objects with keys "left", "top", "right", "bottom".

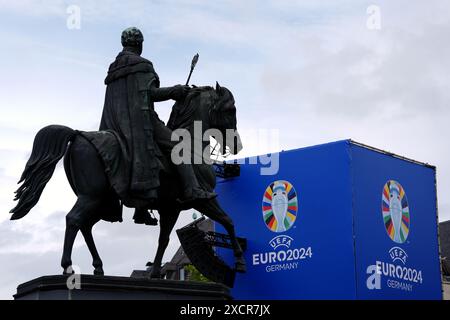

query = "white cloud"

[{"left": 0, "top": 0, "right": 66, "bottom": 17}]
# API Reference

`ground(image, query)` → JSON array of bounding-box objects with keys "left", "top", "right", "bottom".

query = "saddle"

[{"left": 77, "top": 130, "right": 174, "bottom": 212}]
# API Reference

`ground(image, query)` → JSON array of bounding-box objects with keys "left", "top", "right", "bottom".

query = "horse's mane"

[{"left": 167, "top": 86, "right": 214, "bottom": 130}]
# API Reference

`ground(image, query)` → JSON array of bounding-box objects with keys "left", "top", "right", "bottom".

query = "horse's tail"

[{"left": 10, "top": 125, "right": 77, "bottom": 220}]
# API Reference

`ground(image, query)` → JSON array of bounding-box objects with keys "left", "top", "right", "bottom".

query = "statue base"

[{"left": 14, "top": 275, "right": 231, "bottom": 300}]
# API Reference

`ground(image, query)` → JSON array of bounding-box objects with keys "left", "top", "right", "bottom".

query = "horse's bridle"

[{"left": 207, "top": 89, "right": 232, "bottom": 159}]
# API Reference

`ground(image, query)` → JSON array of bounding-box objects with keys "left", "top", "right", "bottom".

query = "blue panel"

[
  {"left": 350, "top": 143, "right": 442, "bottom": 299},
  {"left": 215, "top": 141, "right": 357, "bottom": 299}
]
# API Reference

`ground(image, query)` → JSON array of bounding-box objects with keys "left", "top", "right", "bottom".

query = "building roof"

[
  {"left": 440, "top": 220, "right": 450, "bottom": 259},
  {"left": 440, "top": 220, "right": 450, "bottom": 277}
]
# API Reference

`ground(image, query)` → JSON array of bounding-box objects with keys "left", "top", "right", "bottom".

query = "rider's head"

[{"left": 121, "top": 27, "right": 144, "bottom": 55}]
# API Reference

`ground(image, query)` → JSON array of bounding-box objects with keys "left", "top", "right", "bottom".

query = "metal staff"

[{"left": 186, "top": 53, "right": 199, "bottom": 86}]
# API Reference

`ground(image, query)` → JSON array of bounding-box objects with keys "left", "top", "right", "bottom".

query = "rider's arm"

[
  {"left": 149, "top": 83, "right": 190, "bottom": 103},
  {"left": 149, "top": 85, "right": 178, "bottom": 102}
]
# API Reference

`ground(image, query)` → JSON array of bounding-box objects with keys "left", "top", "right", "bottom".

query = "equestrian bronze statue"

[{"left": 10, "top": 27, "right": 246, "bottom": 279}]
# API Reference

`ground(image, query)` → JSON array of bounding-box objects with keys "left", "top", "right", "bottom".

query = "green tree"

[{"left": 184, "top": 264, "right": 211, "bottom": 282}]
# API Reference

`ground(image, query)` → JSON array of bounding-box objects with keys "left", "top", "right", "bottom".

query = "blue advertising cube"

[{"left": 215, "top": 140, "right": 442, "bottom": 300}]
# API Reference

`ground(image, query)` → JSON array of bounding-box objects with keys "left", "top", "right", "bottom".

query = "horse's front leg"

[
  {"left": 150, "top": 207, "right": 180, "bottom": 279},
  {"left": 224, "top": 218, "right": 246, "bottom": 273},
  {"left": 195, "top": 199, "right": 246, "bottom": 273}
]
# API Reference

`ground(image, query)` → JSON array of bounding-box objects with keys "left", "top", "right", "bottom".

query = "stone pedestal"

[{"left": 14, "top": 275, "right": 231, "bottom": 300}]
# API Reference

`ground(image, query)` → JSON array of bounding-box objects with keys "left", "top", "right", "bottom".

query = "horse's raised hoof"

[
  {"left": 235, "top": 262, "right": 246, "bottom": 273},
  {"left": 94, "top": 267, "right": 104, "bottom": 276}
]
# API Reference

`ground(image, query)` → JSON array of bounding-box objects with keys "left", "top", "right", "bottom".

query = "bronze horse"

[{"left": 10, "top": 83, "right": 246, "bottom": 279}]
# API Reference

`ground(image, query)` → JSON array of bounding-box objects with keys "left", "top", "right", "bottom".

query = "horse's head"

[{"left": 209, "top": 82, "right": 243, "bottom": 155}]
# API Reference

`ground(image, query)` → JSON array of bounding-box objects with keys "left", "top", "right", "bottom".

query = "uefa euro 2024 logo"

[
  {"left": 255, "top": 180, "right": 311, "bottom": 273},
  {"left": 382, "top": 180, "right": 410, "bottom": 244},
  {"left": 366, "top": 180, "right": 421, "bottom": 291},
  {"left": 262, "top": 180, "right": 298, "bottom": 233}
]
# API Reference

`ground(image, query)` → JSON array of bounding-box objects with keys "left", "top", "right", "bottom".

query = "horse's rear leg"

[
  {"left": 81, "top": 223, "right": 103, "bottom": 275},
  {"left": 150, "top": 207, "right": 180, "bottom": 279},
  {"left": 195, "top": 199, "right": 246, "bottom": 273},
  {"left": 61, "top": 201, "right": 82, "bottom": 274},
  {"left": 61, "top": 196, "right": 101, "bottom": 274}
]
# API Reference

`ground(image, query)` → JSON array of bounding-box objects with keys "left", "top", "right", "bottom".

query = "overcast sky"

[{"left": 0, "top": 0, "right": 449, "bottom": 299}]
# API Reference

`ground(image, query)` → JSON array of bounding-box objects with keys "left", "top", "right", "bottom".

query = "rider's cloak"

[{"left": 85, "top": 50, "right": 161, "bottom": 208}]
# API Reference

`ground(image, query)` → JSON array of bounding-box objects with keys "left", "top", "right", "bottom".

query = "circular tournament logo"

[
  {"left": 382, "top": 180, "right": 410, "bottom": 243},
  {"left": 262, "top": 180, "right": 298, "bottom": 233}
]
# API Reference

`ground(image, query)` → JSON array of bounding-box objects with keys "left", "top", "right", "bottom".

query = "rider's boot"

[
  {"left": 133, "top": 208, "right": 158, "bottom": 226},
  {"left": 131, "top": 190, "right": 158, "bottom": 226},
  {"left": 175, "top": 164, "right": 217, "bottom": 205}
]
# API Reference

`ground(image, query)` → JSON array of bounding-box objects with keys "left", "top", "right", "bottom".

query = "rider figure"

[{"left": 100, "top": 27, "right": 216, "bottom": 226}]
